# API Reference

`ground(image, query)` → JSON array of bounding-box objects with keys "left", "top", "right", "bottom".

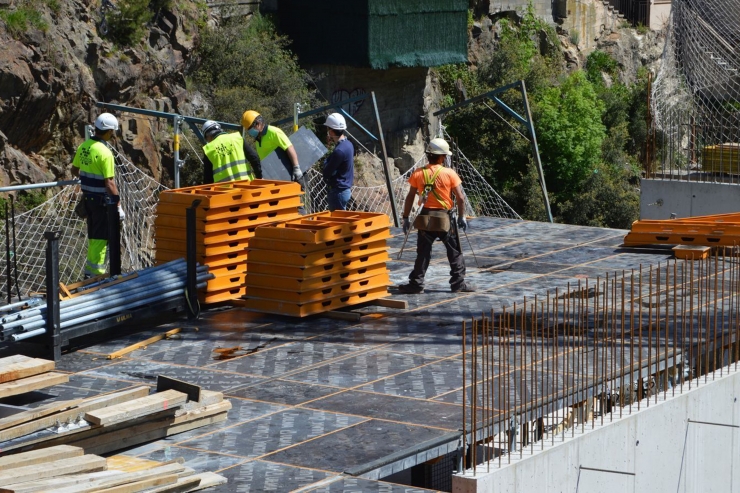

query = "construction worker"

[
  {"left": 322, "top": 113, "right": 354, "bottom": 211},
  {"left": 397, "top": 138, "right": 474, "bottom": 294},
  {"left": 71, "top": 112, "right": 124, "bottom": 278},
  {"left": 201, "top": 120, "right": 260, "bottom": 183},
  {"left": 241, "top": 110, "right": 302, "bottom": 182}
]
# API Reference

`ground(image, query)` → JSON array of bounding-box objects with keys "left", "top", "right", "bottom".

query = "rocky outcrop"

[{"left": 0, "top": 0, "right": 203, "bottom": 187}]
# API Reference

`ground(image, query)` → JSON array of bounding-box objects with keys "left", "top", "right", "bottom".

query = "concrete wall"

[
  {"left": 453, "top": 367, "right": 740, "bottom": 492},
  {"left": 640, "top": 179, "right": 740, "bottom": 219},
  {"left": 649, "top": 0, "right": 671, "bottom": 30}
]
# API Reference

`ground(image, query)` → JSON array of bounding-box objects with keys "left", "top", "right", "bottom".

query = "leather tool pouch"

[{"left": 414, "top": 210, "right": 450, "bottom": 232}]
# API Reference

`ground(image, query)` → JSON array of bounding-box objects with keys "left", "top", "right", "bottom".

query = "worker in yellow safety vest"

[
  {"left": 241, "top": 110, "right": 302, "bottom": 182},
  {"left": 397, "top": 138, "right": 475, "bottom": 294},
  {"left": 71, "top": 112, "right": 124, "bottom": 278},
  {"left": 201, "top": 120, "right": 260, "bottom": 183}
]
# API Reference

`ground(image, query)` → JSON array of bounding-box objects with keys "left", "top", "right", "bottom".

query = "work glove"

[
  {"left": 457, "top": 215, "right": 467, "bottom": 233},
  {"left": 291, "top": 166, "right": 303, "bottom": 182},
  {"left": 402, "top": 217, "right": 411, "bottom": 235},
  {"left": 117, "top": 204, "right": 125, "bottom": 222}
]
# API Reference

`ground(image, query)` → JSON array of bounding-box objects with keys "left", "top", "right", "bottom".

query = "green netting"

[{"left": 278, "top": 0, "right": 467, "bottom": 68}]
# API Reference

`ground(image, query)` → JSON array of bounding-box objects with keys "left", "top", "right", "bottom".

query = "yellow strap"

[{"left": 421, "top": 166, "right": 449, "bottom": 210}]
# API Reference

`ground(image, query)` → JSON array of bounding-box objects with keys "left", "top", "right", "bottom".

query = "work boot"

[
  {"left": 398, "top": 283, "right": 424, "bottom": 294},
  {"left": 451, "top": 282, "right": 476, "bottom": 293}
]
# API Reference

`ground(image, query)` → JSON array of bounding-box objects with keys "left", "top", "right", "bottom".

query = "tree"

[{"left": 534, "top": 71, "right": 606, "bottom": 199}]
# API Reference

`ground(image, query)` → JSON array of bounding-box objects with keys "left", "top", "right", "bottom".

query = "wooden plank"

[
  {"left": 106, "top": 329, "right": 182, "bottom": 360},
  {"left": 49, "top": 464, "right": 184, "bottom": 493},
  {"left": 65, "top": 273, "right": 139, "bottom": 299},
  {"left": 0, "top": 357, "right": 55, "bottom": 384},
  {"left": 0, "top": 399, "right": 82, "bottom": 432},
  {"left": 58, "top": 283, "right": 73, "bottom": 300},
  {"left": 371, "top": 298, "right": 408, "bottom": 309},
  {"left": 0, "top": 445, "right": 83, "bottom": 470},
  {"left": 156, "top": 376, "right": 200, "bottom": 402},
  {"left": 0, "top": 386, "right": 149, "bottom": 443},
  {"left": 177, "top": 472, "right": 227, "bottom": 491},
  {"left": 0, "top": 471, "right": 123, "bottom": 493},
  {"left": 80, "top": 474, "right": 178, "bottom": 493},
  {"left": 84, "top": 390, "right": 187, "bottom": 426},
  {"left": 322, "top": 310, "right": 361, "bottom": 322},
  {"left": 0, "top": 372, "right": 68, "bottom": 399},
  {"left": 0, "top": 454, "right": 107, "bottom": 486},
  {"left": 145, "top": 476, "right": 203, "bottom": 493}
]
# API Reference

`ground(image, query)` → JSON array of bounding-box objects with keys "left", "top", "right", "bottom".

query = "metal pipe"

[
  {"left": 11, "top": 328, "right": 45, "bottom": 341},
  {"left": 0, "top": 180, "right": 79, "bottom": 193},
  {"left": 10, "top": 273, "right": 211, "bottom": 333}
]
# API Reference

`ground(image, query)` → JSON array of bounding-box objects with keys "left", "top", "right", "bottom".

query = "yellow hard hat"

[{"left": 241, "top": 110, "right": 260, "bottom": 129}]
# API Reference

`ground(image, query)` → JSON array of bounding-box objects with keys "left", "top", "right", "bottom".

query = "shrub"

[
  {"left": 106, "top": 0, "right": 158, "bottom": 45},
  {"left": 0, "top": 1, "right": 47, "bottom": 38}
]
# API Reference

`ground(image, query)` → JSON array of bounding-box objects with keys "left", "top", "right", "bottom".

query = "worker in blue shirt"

[{"left": 322, "top": 113, "right": 354, "bottom": 211}]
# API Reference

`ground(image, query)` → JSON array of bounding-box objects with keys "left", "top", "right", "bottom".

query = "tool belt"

[{"left": 414, "top": 209, "right": 450, "bottom": 232}]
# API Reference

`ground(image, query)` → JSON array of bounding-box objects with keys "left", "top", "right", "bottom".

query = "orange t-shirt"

[{"left": 408, "top": 165, "right": 462, "bottom": 210}]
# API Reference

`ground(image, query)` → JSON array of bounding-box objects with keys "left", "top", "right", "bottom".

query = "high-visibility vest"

[
  {"left": 421, "top": 166, "right": 450, "bottom": 210},
  {"left": 74, "top": 138, "right": 114, "bottom": 197},
  {"left": 203, "top": 133, "right": 254, "bottom": 183}
]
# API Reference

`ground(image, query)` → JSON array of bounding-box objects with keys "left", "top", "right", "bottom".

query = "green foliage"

[
  {"left": 558, "top": 163, "right": 639, "bottom": 228},
  {"left": 106, "top": 0, "right": 159, "bottom": 46},
  {"left": 435, "top": 63, "right": 481, "bottom": 107},
  {"left": 569, "top": 29, "right": 580, "bottom": 46},
  {"left": 534, "top": 71, "right": 606, "bottom": 196},
  {"left": 192, "top": 14, "right": 316, "bottom": 125},
  {"left": 585, "top": 50, "right": 619, "bottom": 84},
  {"left": 0, "top": 0, "right": 48, "bottom": 37},
  {"left": 45, "top": 0, "right": 61, "bottom": 15},
  {"left": 636, "top": 23, "right": 649, "bottom": 35}
]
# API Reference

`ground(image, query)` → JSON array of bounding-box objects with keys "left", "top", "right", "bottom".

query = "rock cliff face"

[{"left": 0, "top": 0, "right": 203, "bottom": 189}]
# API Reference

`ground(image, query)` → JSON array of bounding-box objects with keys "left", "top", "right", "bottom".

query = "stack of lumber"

[
  {"left": 0, "top": 381, "right": 231, "bottom": 457},
  {"left": 702, "top": 143, "right": 740, "bottom": 174},
  {"left": 242, "top": 211, "right": 392, "bottom": 317},
  {"left": 154, "top": 179, "right": 303, "bottom": 304},
  {"left": 0, "top": 356, "right": 68, "bottom": 400},
  {"left": 0, "top": 446, "right": 226, "bottom": 492}
]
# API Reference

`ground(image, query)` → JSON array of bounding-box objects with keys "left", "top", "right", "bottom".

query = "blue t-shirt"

[{"left": 322, "top": 138, "right": 354, "bottom": 190}]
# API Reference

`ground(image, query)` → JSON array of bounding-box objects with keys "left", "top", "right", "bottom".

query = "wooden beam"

[
  {"left": 0, "top": 399, "right": 82, "bottom": 431},
  {"left": 0, "top": 372, "right": 68, "bottom": 399},
  {"left": 0, "top": 445, "right": 83, "bottom": 470},
  {"left": 85, "top": 474, "right": 178, "bottom": 493},
  {"left": 50, "top": 464, "right": 184, "bottom": 493},
  {"left": 372, "top": 298, "right": 408, "bottom": 309},
  {"left": 0, "top": 471, "right": 123, "bottom": 493},
  {"left": 0, "top": 356, "right": 55, "bottom": 384},
  {"left": 0, "top": 387, "right": 149, "bottom": 443},
  {"left": 0, "top": 454, "right": 106, "bottom": 486},
  {"left": 144, "top": 476, "right": 203, "bottom": 493},
  {"left": 84, "top": 390, "right": 187, "bottom": 426},
  {"left": 106, "top": 329, "right": 182, "bottom": 359}
]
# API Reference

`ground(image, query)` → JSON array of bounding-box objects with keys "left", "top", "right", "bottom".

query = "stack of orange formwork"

[
  {"left": 243, "top": 211, "right": 392, "bottom": 317},
  {"left": 154, "top": 179, "right": 302, "bottom": 304}
]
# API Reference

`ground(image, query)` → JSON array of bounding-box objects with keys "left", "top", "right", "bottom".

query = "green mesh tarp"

[{"left": 277, "top": 0, "right": 468, "bottom": 68}]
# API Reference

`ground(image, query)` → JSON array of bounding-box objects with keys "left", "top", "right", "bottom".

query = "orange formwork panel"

[
  {"left": 246, "top": 251, "right": 390, "bottom": 279},
  {"left": 247, "top": 241, "right": 388, "bottom": 267},
  {"left": 244, "top": 263, "right": 388, "bottom": 292},
  {"left": 159, "top": 180, "right": 301, "bottom": 209},
  {"left": 248, "top": 227, "right": 390, "bottom": 253},
  {"left": 199, "top": 286, "right": 246, "bottom": 304},
  {"left": 244, "top": 273, "right": 390, "bottom": 304},
  {"left": 155, "top": 210, "right": 302, "bottom": 245},
  {"left": 155, "top": 205, "right": 301, "bottom": 234},
  {"left": 205, "top": 273, "right": 245, "bottom": 292},
  {"left": 155, "top": 196, "right": 302, "bottom": 222},
  {"left": 155, "top": 237, "right": 252, "bottom": 258},
  {"left": 209, "top": 263, "right": 246, "bottom": 279},
  {"left": 240, "top": 285, "right": 389, "bottom": 317},
  {"left": 254, "top": 212, "right": 390, "bottom": 243},
  {"left": 623, "top": 217, "right": 740, "bottom": 247}
]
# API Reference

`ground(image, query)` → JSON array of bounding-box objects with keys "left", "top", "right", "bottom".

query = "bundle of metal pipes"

[{"left": 0, "top": 259, "right": 211, "bottom": 343}]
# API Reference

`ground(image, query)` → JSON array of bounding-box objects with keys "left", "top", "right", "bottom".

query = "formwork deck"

[{"left": 0, "top": 218, "right": 681, "bottom": 492}]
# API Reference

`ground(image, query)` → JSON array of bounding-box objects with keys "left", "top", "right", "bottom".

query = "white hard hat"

[
  {"left": 325, "top": 113, "right": 347, "bottom": 131},
  {"left": 426, "top": 138, "right": 452, "bottom": 156},
  {"left": 94, "top": 113, "right": 119, "bottom": 131},
  {"left": 202, "top": 120, "right": 221, "bottom": 135}
]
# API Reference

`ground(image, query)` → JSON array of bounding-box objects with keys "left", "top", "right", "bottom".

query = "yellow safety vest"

[
  {"left": 203, "top": 133, "right": 254, "bottom": 183},
  {"left": 421, "top": 166, "right": 450, "bottom": 210}
]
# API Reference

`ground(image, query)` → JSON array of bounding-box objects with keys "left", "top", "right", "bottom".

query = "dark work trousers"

[{"left": 408, "top": 227, "right": 466, "bottom": 291}]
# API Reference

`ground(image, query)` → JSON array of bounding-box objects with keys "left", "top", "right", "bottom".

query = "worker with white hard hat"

[
  {"left": 200, "top": 120, "right": 260, "bottom": 183},
  {"left": 322, "top": 113, "right": 354, "bottom": 211},
  {"left": 71, "top": 112, "right": 123, "bottom": 278},
  {"left": 397, "top": 137, "right": 474, "bottom": 294}
]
